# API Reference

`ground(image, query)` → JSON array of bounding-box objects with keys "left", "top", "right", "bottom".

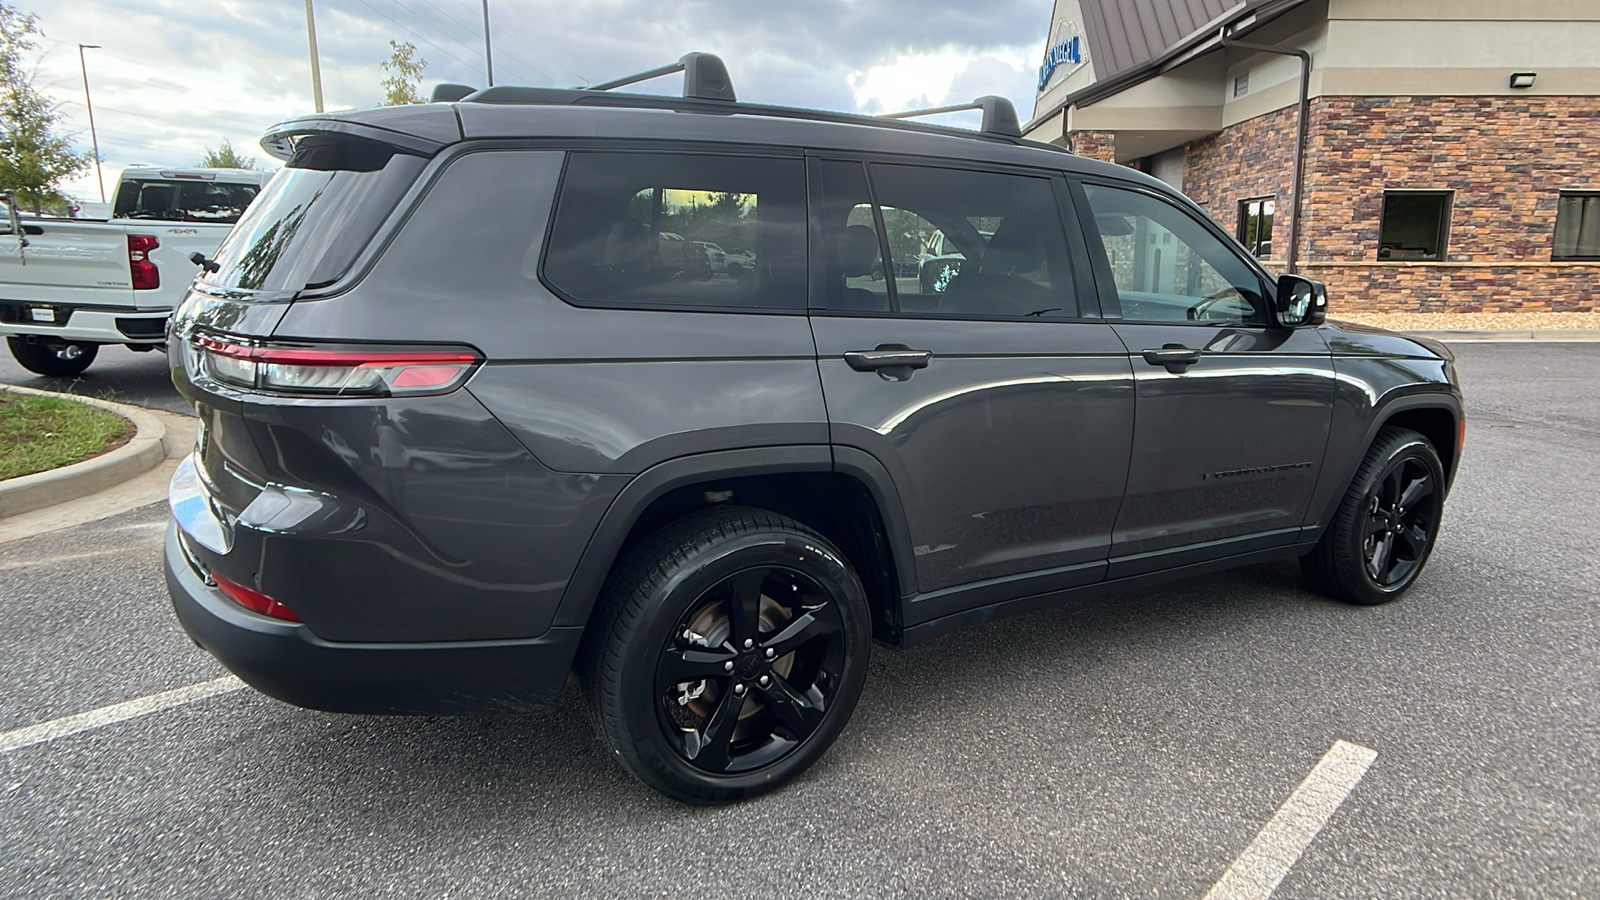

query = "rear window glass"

[
  {"left": 200, "top": 137, "right": 424, "bottom": 294},
  {"left": 113, "top": 179, "right": 260, "bottom": 224},
  {"left": 543, "top": 152, "right": 806, "bottom": 311}
]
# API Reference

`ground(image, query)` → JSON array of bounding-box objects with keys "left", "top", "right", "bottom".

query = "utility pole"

[
  {"left": 481, "top": 0, "right": 494, "bottom": 86},
  {"left": 305, "top": 0, "right": 325, "bottom": 112},
  {"left": 77, "top": 44, "right": 104, "bottom": 203}
]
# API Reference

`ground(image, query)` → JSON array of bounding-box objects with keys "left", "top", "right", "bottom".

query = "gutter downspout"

[{"left": 1219, "top": 27, "right": 1309, "bottom": 274}]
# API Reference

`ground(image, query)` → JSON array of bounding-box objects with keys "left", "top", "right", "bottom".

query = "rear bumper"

[
  {"left": 163, "top": 521, "right": 583, "bottom": 714},
  {"left": 0, "top": 305, "right": 167, "bottom": 344}
]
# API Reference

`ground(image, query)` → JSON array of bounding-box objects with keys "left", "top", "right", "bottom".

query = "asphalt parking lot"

[{"left": 1, "top": 342, "right": 1596, "bottom": 898}]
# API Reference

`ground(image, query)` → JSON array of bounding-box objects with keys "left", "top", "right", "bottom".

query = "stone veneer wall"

[
  {"left": 1067, "top": 130, "right": 1117, "bottom": 163},
  {"left": 1174, "top": 95, "right": 1600, "bottom": 313}
]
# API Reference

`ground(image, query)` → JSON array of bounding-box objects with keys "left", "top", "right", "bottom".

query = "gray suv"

[{"left": 163, "top": 53, "right": 1463, "bottom": 804}]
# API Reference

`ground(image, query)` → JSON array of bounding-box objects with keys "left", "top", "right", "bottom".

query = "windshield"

[
  {"left": 200, "top": 137, "right": 424, "bottom": 294},
  {"left": 113, "top": 179, "right": 260, "bottom": 224}
]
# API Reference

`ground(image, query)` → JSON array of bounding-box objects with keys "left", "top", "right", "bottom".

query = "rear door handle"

[
  {"left": 1140, "top": 344, "right": 1202, "bottom": 374},
  {"left": 843, "top": 346, "right": 933, "bottom": 372},
  {"left": 843, "top": 345, "right": 932, "bottom": 381}
]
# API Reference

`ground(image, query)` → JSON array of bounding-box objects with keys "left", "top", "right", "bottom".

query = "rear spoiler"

[{"left": 259, "top": 108, "right": 461, "bottom": 161}]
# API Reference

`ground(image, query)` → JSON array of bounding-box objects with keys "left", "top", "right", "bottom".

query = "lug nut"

[
  {"left": 733, "top": 683, "right": 746, "bottom": 695},
  {"left": 759, "top": 675, "right": 770, "bottom": 686},
  {"left": 764, "top": 648, "right": 775, "bottom": 659},
  {"left": 743, "top": 638, "right": 754, "bottom": 650},
  {"left": 724, "top": 660, "right": 734, "bottom": 672}
]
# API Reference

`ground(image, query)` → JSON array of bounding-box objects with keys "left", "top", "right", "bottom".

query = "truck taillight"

[
  {"left": 193, "top": 333, "right": 482, "bottom": 397},
  {"left": 129, "top": 234, "right": 160, "bottom": 290}
]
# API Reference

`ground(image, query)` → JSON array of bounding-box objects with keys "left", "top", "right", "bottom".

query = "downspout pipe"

[{"left": 1220, "top": 27, "right": 1310, "bottom": 275}]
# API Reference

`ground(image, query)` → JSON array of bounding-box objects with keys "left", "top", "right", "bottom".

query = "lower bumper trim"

[{"left": 163, "top": 521, "right": 582, "bottom": 714}]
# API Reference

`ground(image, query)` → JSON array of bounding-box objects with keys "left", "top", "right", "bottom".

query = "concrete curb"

[
  {"left": 1404, "top": 329, "right": 1600, "bottom": 342},
  {"left": 0, "top": 385, "right": 171, "bottom": 520}
]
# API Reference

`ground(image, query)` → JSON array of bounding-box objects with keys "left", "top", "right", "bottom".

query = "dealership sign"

[{"left": 1038, "top": 20, "right": 1087, "bottom": 92}]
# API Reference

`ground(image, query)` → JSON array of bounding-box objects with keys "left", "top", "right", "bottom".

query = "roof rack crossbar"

[
  {"left": 588, "top": 60, "right": 685, "bottom": 92},
  {"left": 585, "top": 52, "right": 737, "bottom": 102},
  {"left": 878, "top": 95, "right": 1022, "bottom": 139}
]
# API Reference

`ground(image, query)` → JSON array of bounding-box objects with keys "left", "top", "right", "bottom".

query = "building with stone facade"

[{"left": 1024, "top": 0, "right": 1600, "bottom": 313}]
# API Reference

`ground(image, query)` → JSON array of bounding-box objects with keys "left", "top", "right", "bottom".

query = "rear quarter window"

[{"left": 543, "top": 151, "right": 807, "bottom": 312}]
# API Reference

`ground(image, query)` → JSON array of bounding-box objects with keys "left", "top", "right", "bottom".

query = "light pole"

[
  {"left": 305, "top": 0, "right": 325, "bottom": 112},
  {"left": 481, "top": 0, "right": 494, "bottom": 86},
  {"left": 77, "top": 43, "right": 104, "bottom": 203}
]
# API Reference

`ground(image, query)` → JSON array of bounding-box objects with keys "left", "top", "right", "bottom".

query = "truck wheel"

[
  {"left": 1303, "top": 427, "right": 1445, "bottom": 605},
  {"left": 8, "top": 337, "right": 99, "bottom": 377},
  {"left": 582, "top": 506, "right": 871, "bottom": 804}
]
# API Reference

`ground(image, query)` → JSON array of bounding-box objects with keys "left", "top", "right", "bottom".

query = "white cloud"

[{"left": 25, "top": 0, "right": 1054, "bottom": 203}]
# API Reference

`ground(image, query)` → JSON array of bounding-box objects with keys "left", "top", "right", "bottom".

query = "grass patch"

[{"left": 0, "top": 393, "right": 133, "bottom": 481}]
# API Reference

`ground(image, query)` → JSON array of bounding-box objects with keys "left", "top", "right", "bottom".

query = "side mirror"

[{"left": 1275, "top": 274, "right": 1327, "bottom": 327}]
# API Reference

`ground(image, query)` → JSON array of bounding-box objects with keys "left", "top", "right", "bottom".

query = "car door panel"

[{"left": 1075, "top": 179, "right": 1336, "bottom": 576}]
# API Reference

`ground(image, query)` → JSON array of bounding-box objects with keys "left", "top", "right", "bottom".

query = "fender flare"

[{"left": 551, "top": 445, "right": 919, "bottom": 630}]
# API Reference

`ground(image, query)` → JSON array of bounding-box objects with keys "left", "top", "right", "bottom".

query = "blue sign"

[{"left": 1038, "top": 25, "right": 1085, "bottom": 92}]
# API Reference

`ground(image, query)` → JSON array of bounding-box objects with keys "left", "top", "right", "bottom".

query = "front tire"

[
  {"left": 582, "top": 506, "right": 871, "bottom": 804},
  {"left": 1303, "top": 427, "right": 1446, "bottom": 605},
  {"left": 8, "top": 337, "right": 98, "bottom": 377}
]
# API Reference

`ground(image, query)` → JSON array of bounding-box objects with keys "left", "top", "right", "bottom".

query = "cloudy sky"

[{"left": 31, "top": 0, "right": 1056, "bottom": 203}]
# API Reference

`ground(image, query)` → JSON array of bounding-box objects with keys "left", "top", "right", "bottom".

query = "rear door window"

[
  {"left": 543, "top": 152, "right": 806, "bottom": 311},
  {"left": 113, "top": 179, "right": 260, "bottom": 224},
  {"left": 200, "top": 136, "right": 425, "bottom": 293},
  {"left": 811, "top": 161, "right": 1078, "bottom": 319}
]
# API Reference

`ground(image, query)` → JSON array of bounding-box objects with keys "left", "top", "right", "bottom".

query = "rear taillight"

[
  {"left": 192, "top": 333, "right": 482, "bottom": 397},
  {"left": 129, "top": 234, "right": 160, "bottom": 290},
  {"left": 212, "top": 572, "right": 300, "bottom": 622}
]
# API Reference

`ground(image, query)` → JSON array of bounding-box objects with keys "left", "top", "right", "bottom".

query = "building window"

[
  {"left": 1238, "top": 197, "right": 1274, "bottom": 258},
  {"left": 1553, "top": 192, "right": 1600, "bottom": 260},
  {"left": 1379, "top": 191, "right": 1452, "bottom": 261}
]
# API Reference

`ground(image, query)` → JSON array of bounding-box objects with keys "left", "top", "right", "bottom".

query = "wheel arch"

[
  {"left": 553, "top": 446, "right": 918, "bottom": 646},
  {"left": 1312, "top": 391, "right": 1463, "bottom": 534}
]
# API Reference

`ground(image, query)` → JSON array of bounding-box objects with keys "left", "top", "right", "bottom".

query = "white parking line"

[
  {"left": 0, "top": 676, "right": 246, "bottom": 754},
  {"left": 1203, "top": 740, "right": 1378, "bottom": 900}
]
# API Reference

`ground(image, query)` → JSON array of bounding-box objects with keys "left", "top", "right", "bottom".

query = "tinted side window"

[
  {"left": 814, "top": 160, "right": 891, "bottom": 312},
  {"left": 544, "top": 152, "right": 806, "bottom": 311},
  {"left": 1082, "top": 183, "right": 1268, "bottom": 324},
  {"left": 869, "top": 164, "right": 1076, "bottom": 319}
]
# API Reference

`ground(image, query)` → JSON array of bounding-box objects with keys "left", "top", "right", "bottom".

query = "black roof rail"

[{"left": 879, "top": 96, "right": 1021, "bottom": 139}]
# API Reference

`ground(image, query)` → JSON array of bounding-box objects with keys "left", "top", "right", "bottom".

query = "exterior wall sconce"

[{"left": 1509, "top": 72, "right": 1537, "bottom": 89}]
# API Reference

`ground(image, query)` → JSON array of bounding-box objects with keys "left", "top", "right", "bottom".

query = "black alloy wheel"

[
  {"left": 1304, "top": 427, "right": 1446, "bottom": 605},
  {"left": 583, "top": 506, "right": 870, "bottom": 804},
  {"left": 655, "top": 564, "right": 846, "bottom": 774}
]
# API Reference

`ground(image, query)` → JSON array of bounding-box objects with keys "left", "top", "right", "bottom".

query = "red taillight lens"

[
  {"left": 212, "top": 571, "right": 300, "bottom": 622},
  {"left": 128, "top": 234, "right": 160, "bottom": 291},
  {"left": 193, "top": 334, "right": 482, "bottom": 397}
]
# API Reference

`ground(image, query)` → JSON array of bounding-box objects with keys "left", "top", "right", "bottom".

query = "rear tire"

[
  {"left": 581, "top": 506, "right": 871, "bottom": 804},
  {"left": 1303, "top": 427, "right": 1445, "bottom": 605},
  {"left": 8, "top": 337, "right": 98, "bottom": 377}
]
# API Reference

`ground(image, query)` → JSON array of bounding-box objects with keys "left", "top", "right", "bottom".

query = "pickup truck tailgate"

[{"left": 0, "top": 219, "right": 136, "bottom": 308}]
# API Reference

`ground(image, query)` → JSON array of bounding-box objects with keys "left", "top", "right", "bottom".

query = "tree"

[
  {"left": 198, "top": 139, "right": 256, "bottom": 170},
  {"left": 380, "top": 40, "right": 427, "bottom": 106},
  {"left": 0, "top": 4, "right": 87, "bottom": 212}
]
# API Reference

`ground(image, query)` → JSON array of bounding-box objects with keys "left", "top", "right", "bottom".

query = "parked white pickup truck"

[{"left": 0, "top": 166, "right": 269, "bottom": 376}]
